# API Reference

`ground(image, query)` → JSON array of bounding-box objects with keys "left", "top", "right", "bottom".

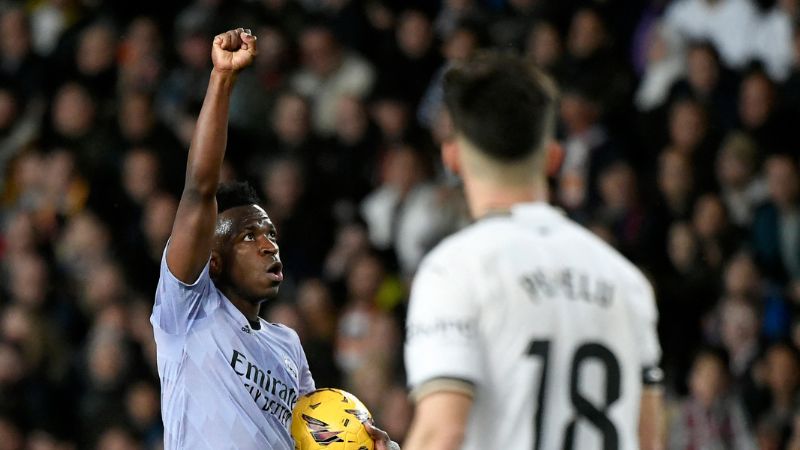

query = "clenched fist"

[{"left": 212, "top": 28, "right": 257, "bottom": 73}]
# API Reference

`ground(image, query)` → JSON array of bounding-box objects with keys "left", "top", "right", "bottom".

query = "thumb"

[
  {"left": 241, "top": 33, "right": 257, "bottom": 54},
  {"left": 240, "top": 29, "right": 256, "bottom": 42},
  {"left": 364, "top": 421, "right": 388, "bottom": 438},
  {"left": 365, "top": 422, "right": 400, "bottom": 450}
]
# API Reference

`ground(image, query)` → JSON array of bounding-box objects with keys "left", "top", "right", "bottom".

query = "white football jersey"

[
  {"left": 405, "top": 203, "right": 661, "bottom": 450},
  {"left": 151, "top": 247, "right": 316, "bottom": 450}
]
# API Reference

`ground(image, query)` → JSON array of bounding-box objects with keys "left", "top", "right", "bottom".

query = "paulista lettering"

[{"left": 230, "top": 350, "right": 297, "bottom": 428}]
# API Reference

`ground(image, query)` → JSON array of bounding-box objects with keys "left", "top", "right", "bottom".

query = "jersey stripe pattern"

[{"left": 151, "top": 247, "right": 315, "bottom": 450}]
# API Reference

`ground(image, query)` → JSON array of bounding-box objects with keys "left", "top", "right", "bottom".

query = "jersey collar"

[{"left": 477, "top": 202, "right": 564, "bottom": 222}]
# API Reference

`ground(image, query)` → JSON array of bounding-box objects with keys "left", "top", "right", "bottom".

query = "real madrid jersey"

[
  {"left": 404, "top": 203, "right": 661, "bottom": 450},
  {"left": 151, "top": 246, "right": 315, "bottom": 450}
]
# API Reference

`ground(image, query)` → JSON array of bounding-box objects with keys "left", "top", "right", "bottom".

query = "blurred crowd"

[{"left": 1, "top": 0, "right": 800, "bottom": 448}]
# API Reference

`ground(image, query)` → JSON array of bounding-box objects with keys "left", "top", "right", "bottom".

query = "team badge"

[{"left": 284, "top": 355, "right": 299, "bottom": 379}]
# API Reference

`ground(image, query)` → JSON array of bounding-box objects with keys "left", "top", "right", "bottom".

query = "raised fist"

[{"left": 212, "top": 28, "right": 257, "bottom": 73}]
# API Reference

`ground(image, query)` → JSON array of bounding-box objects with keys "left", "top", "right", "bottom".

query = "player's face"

[{"left": 216, "top": 205, "right": 283, "bottom": 302}]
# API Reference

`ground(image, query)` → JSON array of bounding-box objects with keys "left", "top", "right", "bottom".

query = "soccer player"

[
  {"left": 150, "top": 28, "right": 396, "bottom": 450},
  {"left": 403, "top": 53, "right": 664, "bottom": 450}
]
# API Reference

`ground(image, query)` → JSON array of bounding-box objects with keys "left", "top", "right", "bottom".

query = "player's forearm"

[
  {"left": 639, "top": 387, "right": 665, "bottom": 450},
  {"left": 183, "top": 69, "right": 237, "bottom": 197},
  {"left": 403, "top": 423, "right": 464, "bottom": 450}
]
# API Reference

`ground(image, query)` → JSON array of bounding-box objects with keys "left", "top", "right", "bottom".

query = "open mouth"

[{"left": 266, "top": 261, "right": 284, "bottom": 282}]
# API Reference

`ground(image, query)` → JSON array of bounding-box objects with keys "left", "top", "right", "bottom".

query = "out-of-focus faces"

[
  {"left": 122, "top": 149, "right": 160, "bottom": 204},
  {"left": 658, "top": 150, "right": 694, "bottom": 200},
  {"left": 568, "top": 9, "right": 606, "bottom": 59},
  {"left": 739, "top": 73, "right": 774, "bottom": 129},
  {"left": 669, "top": 100, "right": 707, "bottom": 152},
  {"left": 272, "top": 93, "right": 311, "bottom": 145},
  {"left": 52, "top": 83, "right": 96, "bottom": 138},
  {"left": 765, "top": 155, "right": 800, "bottom": 209},
  {"left": 397, "top": 10, "right": 433, "bottom": 59},
  {"left": 77, "top": 23, "right": 117, "bottom": 76},
  {"left": 689, "top": 352, "right": 728, "bottom": 408},
  {"left": 300, "top": 28, "right": 340, "bottom": 78},
  {"left": 687, "top": 45, "right": 719, "bottom": 95},
  {"left": 527, "top": 22, "right": 562, "bottom": 69}
]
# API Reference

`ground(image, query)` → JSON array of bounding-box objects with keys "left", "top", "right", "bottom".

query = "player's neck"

[
  {"left": 465, "top": 177, "right": 548, "bottom": 219},
  {"left": 221, "top": 286, "right": 262, "bottom": 322}
]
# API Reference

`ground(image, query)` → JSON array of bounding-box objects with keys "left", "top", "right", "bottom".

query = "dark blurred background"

[{"left": 1, "top": 0, "right": 800, "bottom": 448}]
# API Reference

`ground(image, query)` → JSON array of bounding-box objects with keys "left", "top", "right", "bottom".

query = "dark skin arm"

[
  {"left": 366, "top": 421, "right": 401, "bottom": 450},
  {"left": 165, "top": 27, "right": 402, "bottom": 450},
  {"left": 166, "top": 28, "right": 257, "bottom": 283}
]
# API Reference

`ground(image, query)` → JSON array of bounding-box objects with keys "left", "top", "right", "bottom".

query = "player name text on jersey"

[{"left": 519, "top": 268, "right": 616, "bottom": 307}]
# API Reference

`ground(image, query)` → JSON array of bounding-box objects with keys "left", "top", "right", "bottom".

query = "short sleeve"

[
  {"left": 298, "top": 347, "right": 316, "bottom": 396},
  {"left": 151, "top": 243, "right": 221, "bottom": 336},
  {"left": 404, "top": 258, "right": 483, "bottom": 394},
  {"left": 628, "top": 274, "right": 662, "bottom": 382}
]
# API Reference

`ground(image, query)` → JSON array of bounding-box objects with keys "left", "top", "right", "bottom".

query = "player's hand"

[
  {"left": 365, "top": 422, "right": 401, "bottom": 450},
  {"left": 212, "top": 28, "right": 257, "bottom": 73}
]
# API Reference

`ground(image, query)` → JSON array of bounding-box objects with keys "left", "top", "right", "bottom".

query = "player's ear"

[
  {"left": 441, "top": 138, "right": 461, "bottom": 176},
  {"left": 210, "top": 250, "right": 222, "bottom": 279},
  {"left": 545, "top": 140, "right": 564, "bottom": 177}
]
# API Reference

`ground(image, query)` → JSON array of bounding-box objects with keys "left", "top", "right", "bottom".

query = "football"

[{"left": 291, "top": 388, "right": 375, "bottom": 450}]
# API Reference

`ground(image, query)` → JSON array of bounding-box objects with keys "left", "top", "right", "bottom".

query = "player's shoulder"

[
  {"left": 416, "top": 220, "right": 492, "bottom": 275},
  {"left": 264, "top": 321, "right": 303, "bottom": 345},
  {"left": 565, "top": 222, "right": 657, "bottom": 321},
  {"left": 566, "top": 219, "right": 652, "bottom": 290}
]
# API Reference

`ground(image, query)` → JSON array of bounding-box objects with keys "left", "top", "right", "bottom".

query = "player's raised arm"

[{"left": 166, "top": 28, "right": 257, "bottom": 283}]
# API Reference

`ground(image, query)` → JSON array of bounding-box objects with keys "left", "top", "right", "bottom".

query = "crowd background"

[{"left": 1, "top": 0, "right": 800, "bottom": 448}]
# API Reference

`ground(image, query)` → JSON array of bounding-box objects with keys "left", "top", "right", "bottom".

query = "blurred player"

[
  {"left": 150, "top": 28, "right": 396, "bottom": 450},
  {"left": 403, "top": 53, "right": 664, "bottom": 450}
]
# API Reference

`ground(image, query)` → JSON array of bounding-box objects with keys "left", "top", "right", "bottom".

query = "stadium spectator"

[
  {"left": 668, "top": 347, "right": 756, "bottom": 450},
  {"left": 291, "top": 23, "right": 375, "bottom": 135},
  {"left": 259, "top": 156, "right": 332, "bottom": 283},
  {"left": 738, "top": 70, "right": 792, "bottom": 155},
  {"left": 433, "top": 0, "right": 483, "bottom": 39},
  {"left": 417, "top": 21, "right": 481, "bottom": 130},
  {"left": 717, "top": 296, "right": 761, "bottom": 383},
  {"left": 715, "top": 132, "right": 769, "bottom": 227},
  {"left": 0, "top": 6, "right": 45, "bottom": 99},
  {"left": 752, "top": 154, "right": 800, "bottom": 282},
  {"left": 361, "top": 143, "right": 447, "bottom": 275},
  {"left": 751, "top": 0, "right": 796, "bottom": 82},
  {"left": 377, "top": 10, "right": 440, "bottom": 110},
  {"left": 666, "top": 41, "right": 738, "bottom": 132},
  {"left": 72, "top": 22, "right": 118, "bottom": 100},
  {"left": 557, "top": 83, "right": 619, "bottom": 219},
  {"left": 117, "top": 17, "right": 164, "bottom": 94},
  {"left": 757, "top": 343, "right": 800, "bottom": 447},
  {"left": 594, "top": 161, "right": 654, "bottom": 263},
  {"left": 654, "top": 150, "right": 697, "bottom": 230},
  {"left": 228, "top": 24, "right": 292, "bottom": 133},
  {"left": 295, "top": 279, "right": 341, "bottom": 388},
  {"left": 634, "top": 22, "right": 685, "bottom": 112},
  {"left": 663, "top": 0, "right": 757, "bottom": 69},
  {"left": 524, "top": 20, "right": 564, "bottom": 77}
]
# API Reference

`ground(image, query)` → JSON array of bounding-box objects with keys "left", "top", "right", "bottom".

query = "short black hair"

[
  {"left": 216, "top": 181, "right": 261, "bottom": 213},
  {"left": 443, "top": 52, "right": 556, "bottom": 162}
]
